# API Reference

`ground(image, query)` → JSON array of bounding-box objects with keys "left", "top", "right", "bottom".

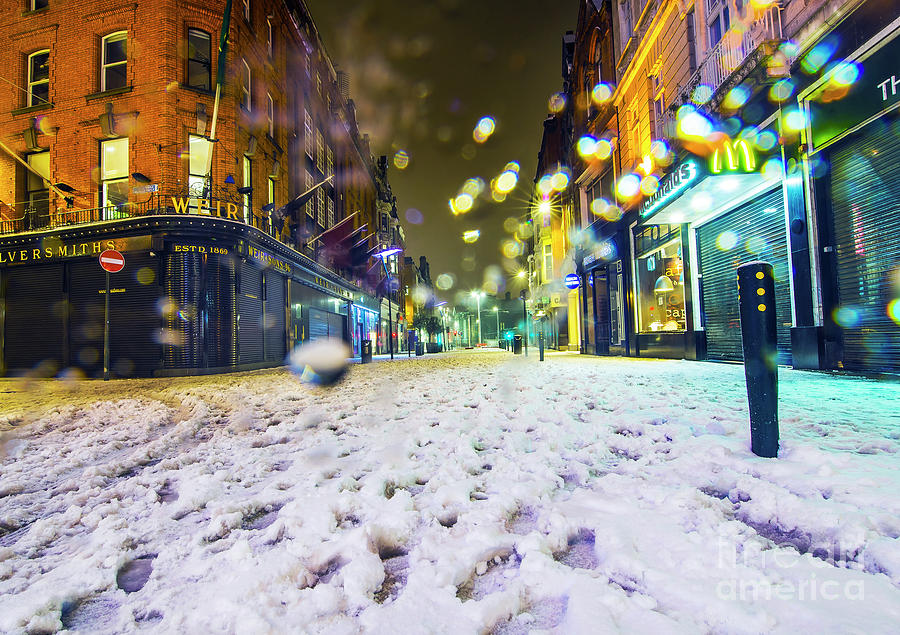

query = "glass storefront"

[{"left": 633, "top": 225, "right": 686, "bottom": 333}]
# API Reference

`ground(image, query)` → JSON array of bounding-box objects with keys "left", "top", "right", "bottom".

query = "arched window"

[
  {"left": 101, "top": 31, "right": 127, "bottom": 91},
  {"left": 187, "top": 29, "right": 211, "bottom": 91},
  {"left": 27, "top": 49, "right": 49, "bottom": 106}
]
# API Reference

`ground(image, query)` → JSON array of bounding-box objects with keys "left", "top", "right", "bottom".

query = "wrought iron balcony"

[{"left": 683, "top": 7, "right": 783, "bottom": 108}]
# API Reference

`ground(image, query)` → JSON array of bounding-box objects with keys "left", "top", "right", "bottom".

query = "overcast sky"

[{"left": 303, "top": 0, "right": 578, "bottom": 303}]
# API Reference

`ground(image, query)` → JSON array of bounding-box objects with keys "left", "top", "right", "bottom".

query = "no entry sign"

[{"left": 99, "top": 249, "right": 125, "bottom": 273}]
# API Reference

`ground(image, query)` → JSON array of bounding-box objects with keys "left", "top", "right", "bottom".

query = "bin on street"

[
  {"left": 415, "top": 342, "right": 425, "bottom": 356},
  {"left": 361, "top": 339, "right": 372, "bottom": 363},
  {"left": 513, "top": 334, "right": 523, "bottom": 355}
]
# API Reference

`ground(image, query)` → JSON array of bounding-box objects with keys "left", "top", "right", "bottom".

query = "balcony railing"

[{"left": 691, "top": 7, "right": 782, "bottom": 102}]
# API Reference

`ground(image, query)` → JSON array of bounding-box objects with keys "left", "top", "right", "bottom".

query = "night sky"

[{"left": 303, "top": 0, "right": 578, "bottom": 302}]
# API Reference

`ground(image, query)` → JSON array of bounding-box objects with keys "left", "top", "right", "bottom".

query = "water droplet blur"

[
  {"left": 405, "top": 208, "right": 423, "bottom": 224},
  {"left": 288, "top": 339, "right": 350, "bottom": 387},
  {"left": 393, "top": 149, "right": 410, "bottom": 169}
]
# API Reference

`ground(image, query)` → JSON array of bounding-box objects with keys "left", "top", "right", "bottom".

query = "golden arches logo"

[{"left": 710, "top": 139, "right": 757, "bottom": 174}]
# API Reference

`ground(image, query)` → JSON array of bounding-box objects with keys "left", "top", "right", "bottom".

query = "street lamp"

[
  {"left": 470, "top": 290, "right": 484, "bottom": 346},
  {"left": 374, "top": 246, "right": 402, "bottom": 359},
  {"left": 492, "top": 306, "right": 500, "bottom": 346}
]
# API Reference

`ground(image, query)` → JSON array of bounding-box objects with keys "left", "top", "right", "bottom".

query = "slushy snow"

[{"left": 1, "top": 349, "right": 898, "bottom": 634}]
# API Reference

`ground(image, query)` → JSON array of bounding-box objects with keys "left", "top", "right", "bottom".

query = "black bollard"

[
  {"left": 539, "top": 330, "right": 544, "bottom": 362},
  {"left": 737, "top": 262, "right": 779, "bottom": 458}
]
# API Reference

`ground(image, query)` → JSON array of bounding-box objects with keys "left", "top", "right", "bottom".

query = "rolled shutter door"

[
  {"left": 697, "top": 187, "right": 792, "bottom": 363},
  {"left": 264, "top": 272, "right": 286, "bottom": 362},
  {"left": 4, "top": 264, "right": 64, "bottom": 374},
  {"left": 239, "top": 262, "right": 263, "bottom": 364}
]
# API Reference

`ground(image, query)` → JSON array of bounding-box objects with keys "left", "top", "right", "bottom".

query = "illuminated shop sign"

[
  {"left": 172, "top": 244, "right": 229, "bottom": 255},
  {"left": 710, "top": 139, "right": 756, "bottom": 174},
  {"left": 248, "top": 246, "right": 291, "bottom": 274},
  {"left": 640, "top": 161, "right": 700, "bottom": 218},
  {"left": 312, "top": 275, "right": 354, "bottom": 300},
  {"left": 0, "top": 235, "right": 151, "bottom": 265},
  {"left": 169, "top": 197, "right": 242, "bottom": 220}
]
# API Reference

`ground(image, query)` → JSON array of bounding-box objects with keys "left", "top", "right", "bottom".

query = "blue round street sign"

[{"left": 564, "top": 273, "right": 580, "bottom": 289}]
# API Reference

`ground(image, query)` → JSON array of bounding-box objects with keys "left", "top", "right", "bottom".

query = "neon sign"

[
  {"left": 710, "top": 139, "right": 757, "bottom": 174},
  {"left": 640, "top": 161, "right": 699, "bottom": 218}
]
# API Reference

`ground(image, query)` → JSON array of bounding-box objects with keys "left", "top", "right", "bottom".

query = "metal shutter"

[
  {"left": 163, "top": 252, "right": 202, "bottom": 369},
  {"left": 106, "top": 253, "right": 161, "bottom": 376},
  {"left": 696, "top": 187, "right": 792, "bottom": 363},
  {"left": 830, "top": 117, "right": 900, "bottom": 372},
  {"left": 68, "top": 260, "right": 109, "bottom": 377},
  {"left": 308, "top": 307, "right": 329, "bottom": 342},
  {"left": 4, "top": 264, "right": 64, "bottom": 374},
  {"left": 239, "top": 262, "right": 263, "bottom": 364},
  {"left": 263, "top": 272, "right": 286, "bottom": 362},
  {"left": 206, "top": 254, "right": 237, "bottom": 368}
]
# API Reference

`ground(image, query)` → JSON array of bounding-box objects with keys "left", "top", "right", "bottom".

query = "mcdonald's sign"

[{"left": 710, "top": 138, "right": 757, "bottom": 174}]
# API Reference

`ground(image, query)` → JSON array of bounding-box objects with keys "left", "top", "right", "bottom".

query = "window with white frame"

[
  {"left": 188, "top": 134, "right": 212, "bottom": 198},
  {"left": 266, "top": 93, "right": 274, "bottom": 137},
  {"left": 27, "top": 50, "right": 49, "bottom": 107},
  {"left": 706, "top": 0, "right": 730, "bottom": 47},
  {"left": 101, "top": 32, "right": 127, "bottom": 92},
  {"left": 315, "top": 130, "right": 324, "bottom": 173},
  {"left": 30, "top": 0, "right": 48, "bottom": 11},
  {"left": 242, "top": 155, "right": 252, "bottom": 224},
  {"left": 26, "top": 152, "right": 50, "bottom": 228},
  {"left": 316, "top": 188, "right": 325, "bottom": 227},
  {"left": 327, "top": 194, "right": 334, "bottom": 228},
  {"left": 242, "top": 0, "right": 250, "bottom": 22},
  {"left": 267, "top": 18, "right": 273, "bottom": 58},
  {"left": 326, "top": 146, "right": 333, "bottom": 178},
  {"left": 305, "top": 170, "right": 314, "bottom": 217},
  {"left": 543, "top": 242, "right": 553, "bottom": 280},
  {"left": 304, "top": 111, "right": 314, "bottom": 157},
  {"left": 240, "top": 59, "right": 251, "bottom": 111},
  {"left": 187, "top": 29, "right": 211, "bottom": 91},
  {"left": 100, "top": 137, "right": 129, "bottom": 213}
]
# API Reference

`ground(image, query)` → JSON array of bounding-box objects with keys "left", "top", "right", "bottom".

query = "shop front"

[
  {"left": 0, "top": 213, "right": 362, "bottom": 377},
  {"left": 581, "top": 234, "right": 628, "bottom": 356},
  {"left": 802, "top": 19, "right": 900, "bottom": 373},
  {"left": 633, "top": 149, "right": 792, "bottom": 363}
]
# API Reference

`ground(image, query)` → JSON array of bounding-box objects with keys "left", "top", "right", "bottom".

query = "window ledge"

[
  {"left": 181, "top": 84, "right": 214, "bottom": 96},
  {"left": 85, "top": 86, "right": 133, "bottom": 101},
  {"left": 22, "top": 7, "right": 49, "bottom": 17},
  {"left": 11, "top": 102, "right": 52, "bottom": 116}
]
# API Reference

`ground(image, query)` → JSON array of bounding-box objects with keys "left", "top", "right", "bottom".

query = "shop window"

[
  {"left": 186, "top": 29, "right": 211, "bottom": 91},
  {"left": 101, "top": 31, "right": 127, "bottom": 92},
  {"left": 100, "top": 137, "right": 129, "bottom": 213},
  {"left": 634, "top": 227, "right": 686, "bottom": 332},
  {"left": 26, "top": 152, "right": 50, "bottom": 228},
  {"left": 706, "top": 0, "right": 730, "bottom": 47},
  {"left": 266, "top": 93, "right": 274, "bottom": 137},
  {"left": 240, "top": 59, "right": 251, "bottom": 111},
  {"left": 188, "top": 134, "right": 212, "bottom": 198},
  {"left": 27, "top": 50, "right": 49, "bottom": 107},
  {"left": 242, "top": 155, "right": 252, "bottom": 224}
]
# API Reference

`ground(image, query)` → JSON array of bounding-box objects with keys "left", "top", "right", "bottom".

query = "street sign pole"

[{"left": 104, "top": 269, "right": 110, "bottom": 381}]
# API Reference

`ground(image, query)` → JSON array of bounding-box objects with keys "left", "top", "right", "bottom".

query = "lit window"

[
  {"left": 187, "top": 29, "right": 211, "bottom": 91},
  {"left": 635, "top": 229, "right": 686, "bottom": 333},
  {"left": 316, "top": 188, "right": 325, "bottom": 227},
  {"left": 100, "top": 137, "right": 129, "bottom": 213},
  {"left": 305, "top": 170, "right": 314, "bottom": 217},
  {"left": 242, "top": 155, "right": 252, "bottom": 224},
  {"left": 240, "top": 59, "right": 251, "bottom": 111},
  {"left": 267, "top": 19, "right": 273, "bottom": 58},
  {"left": 27, "top": 50, "right": 49, "bottom": 107},
  {"left": 30, "top": 0, "right": 48, "bottom": 10},
  {"left": 242, "top": 0, "right": 250, "bottom": 22},
  {"left": 188, "top": 135, "right": 212, "bottom": 198},
  {"left": 101, "top": 32, "right": 127, "bottom": 92},
  {"left": 327, "top": 195, "right": 334, "bottom": 228},
  {"left": 267, "top": 176, "right": 275, "bottom": 232},
  {"left": 304, "top": 110, "right": 313, "bottom": 157},
  {"left": 26, "top": 152, "right": 50, "bottom": 229},
  {"left": 266, "top": 93, "right": 274, "bottom": 137}
]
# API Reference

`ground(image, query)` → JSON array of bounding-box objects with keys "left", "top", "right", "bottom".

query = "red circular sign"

[{"left": 99, "top": 249, "right": 125, "bottom": 273}]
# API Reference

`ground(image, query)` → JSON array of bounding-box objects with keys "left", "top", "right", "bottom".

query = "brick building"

[{"left": 0, "top": 0, "right": 399, "bottom": 376}]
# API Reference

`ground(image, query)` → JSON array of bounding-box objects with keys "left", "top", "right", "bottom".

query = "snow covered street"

[{"left": 1, "top": 349, "right": 899, "bottom": 634}]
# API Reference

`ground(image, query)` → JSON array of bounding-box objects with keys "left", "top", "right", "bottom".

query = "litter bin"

[
  {"left": 361, "top": 339, "right": 372, "bottom": 363},
  {"left": 415, "top": 341, "right": 425, "bottom": 356},
  {"left": 513, "top": 334, "right": 523, "bottom": 355}
]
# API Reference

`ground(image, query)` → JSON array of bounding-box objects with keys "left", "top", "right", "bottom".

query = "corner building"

[{"left": 0, "top": 0, "right": 391, "bottom": 377}]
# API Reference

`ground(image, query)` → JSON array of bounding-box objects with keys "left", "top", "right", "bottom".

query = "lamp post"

[
  {"left": 374, "top": 247, "right": 402, "bottom": 360},
  {"left": 470, "top": 290, "right": 484, "bottom": 346},
  {"left": 492, "top": 306, "right": 500, "bottom": 346}
]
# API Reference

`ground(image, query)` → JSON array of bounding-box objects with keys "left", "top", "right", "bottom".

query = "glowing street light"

[{"left": 470, "top": 290, "right": 484, "bottom": 345}]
